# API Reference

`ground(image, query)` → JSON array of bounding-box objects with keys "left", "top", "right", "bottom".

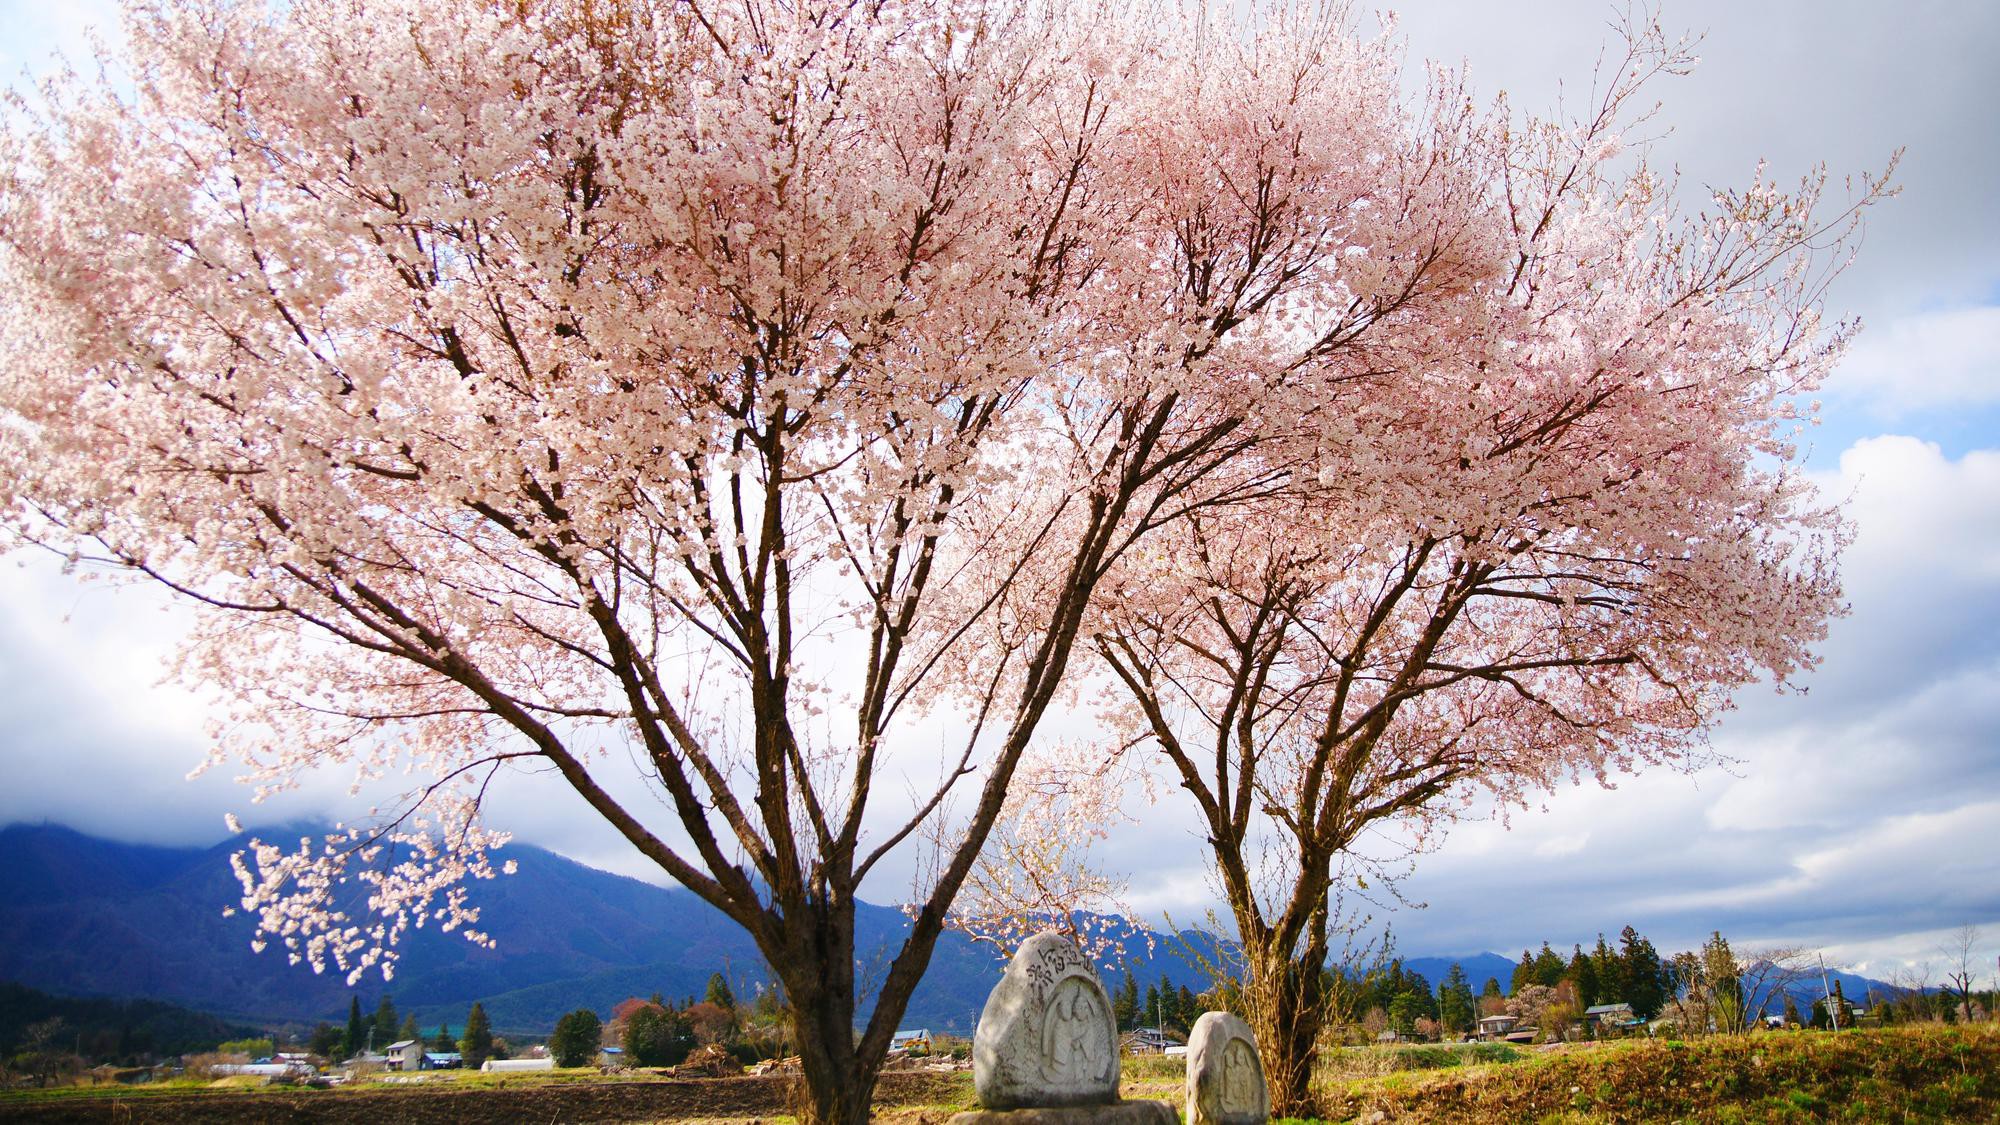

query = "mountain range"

[
  {"left": 0, "top": 822, "right": 1894, "bottom": 1037},
  {"left": 0, "top": 823, "right": 1222, "bottom": 1036}
]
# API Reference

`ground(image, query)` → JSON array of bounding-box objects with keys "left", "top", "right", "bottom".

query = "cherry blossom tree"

[
  {"left": 0, "top": 1, "right": 1532, "bottom": 1118},
  {"left": 1081, "top": 18, "right": 1891, "bottom": 1114},
  {"left": 941, "top": 740, "right": 1151, "bottom": 966},
  {"left": 0, "top": 0, "right": 1890, "bottom": 1117}
]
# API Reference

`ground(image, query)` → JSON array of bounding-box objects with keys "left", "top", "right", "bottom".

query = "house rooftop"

[{"left": 385, "top": 1040, "right": 420, "bottom": 1050}]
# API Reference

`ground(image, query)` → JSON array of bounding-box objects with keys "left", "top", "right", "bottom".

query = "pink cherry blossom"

[{"left": 0, "top": 2, "right": 1888, "bottom": 1121}]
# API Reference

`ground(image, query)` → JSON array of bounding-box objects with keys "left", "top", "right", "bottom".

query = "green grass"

[
  {"left": 9, "top": 1025, "right": 1995, "bottom": 1124},
  {"left": 1312, "top": 1025, "right": 2000, "bottom": 1123}
]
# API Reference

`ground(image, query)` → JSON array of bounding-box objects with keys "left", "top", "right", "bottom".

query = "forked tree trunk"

[
  {"left": 765, "top": 906, "right": 880, "bottom": 1125},
  {"left": 1243, "top": 947, "right": 1330, "bottom": 1118},
  {"left": 787, "top": 990, "right": 875, "bottom": 1125}
]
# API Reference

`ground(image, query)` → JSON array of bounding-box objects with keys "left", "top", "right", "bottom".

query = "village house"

[
  {"left": 1120, "top": 1027, "right": 1182, "bottom": 1055},
  {"left": 383, "top": 1040, "right": 427, "bottom": 1072},
  {"left": 1585, "top": 1002, "right": 1641, "bottom": 1034}
]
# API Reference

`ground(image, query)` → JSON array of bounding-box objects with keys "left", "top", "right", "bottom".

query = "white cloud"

[
  {"left": 1533, "top": 832, "right": 1591, "bottom": 859},
  {"left": 1341, "top": 435, "right": 2000, "bottom": 966},
  {"left": 1831, "top": 307, "right": 2000, "bottom": 416}
]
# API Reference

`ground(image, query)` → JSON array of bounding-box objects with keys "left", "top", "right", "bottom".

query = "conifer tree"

[
  {"left": 460, "top": 1003, "right": 494, "bottom": 1068},
  {"left": 1533, "top": 943, "right": 1566, "bottom": 987},
  {"left": 1511, "top": 951, "right": 1536, "bottom": 995},
  {"left": 309, "top": 1022, "right": 342, "bottom": 1060},
  {"left": 343, "top": 996, "right": 366, "bottom": 1059},
  {"left": 1569, "top": 945, "right": 1599, "bottom": 1009},
  {"left": 372, "top": 996, "right": 398, "bottom": 1050},
  {"left": 1619, "top": 927, "right": 1667, "bottom": 1020},
  {"left": 705, "top": 973, "right": 736, "bottom": 1012},
  {"left": 1438, "top": 964, "right": 1474, "bottom": 1035},
  {"left": 1591, "top": 935, "right": 1626, "bottom": 1011},
  {"left": 433, "top": 1024, "right": 455, "bottom": 1053},
  {"left": 1114, "top": 974, "right": 1139, "bottom": 1030}
]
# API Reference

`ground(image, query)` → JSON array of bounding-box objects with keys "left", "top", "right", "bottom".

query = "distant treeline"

[{"left": 0, "top": 981, "right": 261, "bottom": 1063}]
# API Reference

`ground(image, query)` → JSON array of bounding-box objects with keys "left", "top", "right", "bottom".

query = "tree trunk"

[
  {"left": 768, "top": 905, "right": 881, "bottom": 1125},
  {"left": 1244, "top": 947, "right": 1329, "bottom": 1118},
  {"left": 793, "top": 1039, "right": 876, "bottom": 1125}
]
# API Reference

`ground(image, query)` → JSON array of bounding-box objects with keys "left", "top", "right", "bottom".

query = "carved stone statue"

[
  {"left": 1187, "top": 1011, "right": 1269, "bottom": 1125},
  {"left": 952, "top": 932, "right": 1175, "bottom": 1125}
]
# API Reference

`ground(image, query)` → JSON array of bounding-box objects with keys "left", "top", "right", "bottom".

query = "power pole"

[{"left": 1818, "top": 954, "right": 1839, "bottom": 1032}]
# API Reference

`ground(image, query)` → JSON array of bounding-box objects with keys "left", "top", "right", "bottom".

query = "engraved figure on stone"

[
  {"left": 1040, "top": 978, "right": 1107, "bottom": 1085},
  {"left": 1220, "top": 1038, "right": 1258, "bottom": 1112}
]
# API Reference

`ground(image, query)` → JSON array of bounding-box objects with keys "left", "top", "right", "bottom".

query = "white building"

[{"left": 481, "top": 1057, "right": 556, "bottom": 1072}]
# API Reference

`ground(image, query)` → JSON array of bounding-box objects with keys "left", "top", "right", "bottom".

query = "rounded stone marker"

[
  {"left": 1186, "top": 1011, "right": 1269, "bottom": 1125},
  {"left": 972, "top": 932, "right": 1119, "bottom": 1110}
]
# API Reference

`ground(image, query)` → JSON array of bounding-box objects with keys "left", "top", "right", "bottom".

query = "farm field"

[{"left": 3, "top": 1026, "right": 1995, "bottom": 1123}]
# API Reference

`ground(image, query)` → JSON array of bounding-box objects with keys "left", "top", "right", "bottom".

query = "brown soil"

[{"left": 0, "top": 1070, "right": 973, "bottom": 1124}]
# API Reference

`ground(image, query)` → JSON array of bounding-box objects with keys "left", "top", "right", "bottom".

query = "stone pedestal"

[
  {"left": 948, "top": 1102, "right": 1178, "bottom": 1125},
  {"left": 1186, "top": 1011, "right": 1269, "bottom": 1125}
]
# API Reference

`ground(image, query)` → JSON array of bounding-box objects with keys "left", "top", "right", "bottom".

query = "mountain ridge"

[
  {"left": 0, "top": 823, "right": 1896, "bottom": 1036},
  {"left": 0, "top": 822, "right": 1214, "bottom": 1035}
]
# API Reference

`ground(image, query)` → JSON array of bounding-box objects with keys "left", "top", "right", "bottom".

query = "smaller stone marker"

[
  {"left": 1186, "top": 1011, "right": 1269, "bottom": 1125},
  {"left": 950, "top": 931, "right": 1175, "bottom": 1125}
]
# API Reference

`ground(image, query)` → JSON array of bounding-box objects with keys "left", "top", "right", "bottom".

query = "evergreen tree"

[
  {"left": 1403, "top": 971, "right": 1438, "bottom": 1020},
  {"left": 1113, "top": 974, "right": 1140, "bottom": 1030},
  {"left": 1698, "top": 931, "right": 1744, "bottom": 1032},
  {"left": 1533, "top": 943, "right": 1566, "bottom": 987},
  {"left": 460, "top": 1002, "right": 495, "bottom": 1068},
  {"left": 1438, "top": 964, "right": 1475, "bottom": 1035},
  {"left": 1387, "top": 991, "right": 1424, "bottom": 1037},
  {"left": 1510, "top": 950, "right": 1536, "bottom": 995},
  {"left": 551, "top": 1008, "right": 603, "bottom": 1067},
  {"left": 397, "top": 1014, "right": 420, "bottom": 1043},
  {"left": 1176, "top": 984, "right": 1198, "bottom": 1028},
  {"left": 343, "top": 995, "right": 366, "bottom": 1059},
  {"left": 1142, "top": 983, "right": 1162, "bottom": 1029},
  {"left": 308, "top": 1022, "right": 341, "bottom": 1060},
  {"left": 372, "top": 995, "right": 399, "bottom": 1051},
  {"left": 704, "top": 972, "right": 736, "bottom": 1011},
  {"left": 434, "top": 1024, "right": 455, "bottom": 1052},
  {"left": 1591, "top": 934, "right": 1624, "bottom": 1010},
  {"left": 1481, "top": 978, "right": 1503, "bottom": 1000},
  {"left": 1568, "top": 945, "right": 1599, "bottom": 1009},
  {"left": 1783, "top": 994, "right": 1803, "bottom": 1028},
  {"left": 1618, "top": 926, "right": 1666, "bottom": 1020}
]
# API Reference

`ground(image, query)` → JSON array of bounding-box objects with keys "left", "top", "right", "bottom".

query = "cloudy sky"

[{"left": 2, "top": 1, "right": 1996, "bottom": 981}]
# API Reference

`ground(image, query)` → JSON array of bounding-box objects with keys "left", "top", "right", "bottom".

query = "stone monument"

[
  {"left": 1185, "top": 1011, "right": 1269, "bottom": 1125},
  {"left": 949, "top": 932, "right": 1175, "bottom": 1125}
]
